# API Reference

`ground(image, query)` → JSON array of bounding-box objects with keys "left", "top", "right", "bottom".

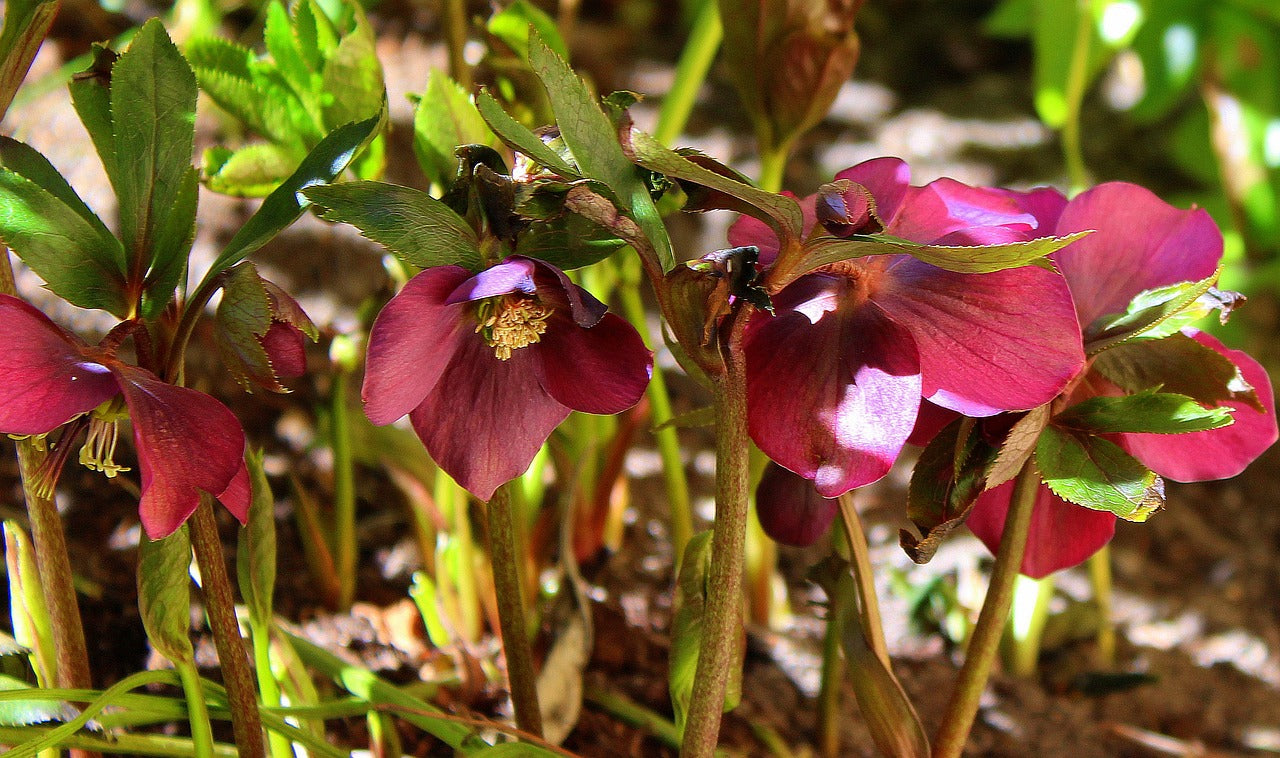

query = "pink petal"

[
  {"left": 262, "top": 321, "right": 307, "bottom": 379},
  {"left": 0, "top": 295, "right": 119, "bottom": 435},
  {"left": 746, "top": 301, "right": 922, "bottom": 496},
  {"left": 114, "top": 367, "right": 248, "bottom": 539},
  {"left": 1121, "top": 330, "right": 1277, "bottom": 481},
  {"left": 217, "top": 457, "right": 251, "bottom": 524},
  {"left": 362, "top": 266, "right": 472, "bottom": 425},
  {"left": 833, "top": 158, "right": 912, "bottom": 225},
  {"left": 755, "top": 462, "right": 840, "bottom": 547},
  {"left": 1053, "top": 183, "right": 1222, "bottom": 326},
  {"left": 874, "top": 259, "right": 1084, "bottom": 415},
  {"left": 409, "top": 333, "right": 570, "bottom": 501},
  {"left": 536, "top": 312, "right": 652, "bottom": 415},
  {"left": 727, "top": 192, "right": 814, "bottom": 266},
  {"left": 966, "top": 479, "right": 1117, "bottom": 579},
  {"left": 907, "top": 399, "right": 960, "bottom": 447}
]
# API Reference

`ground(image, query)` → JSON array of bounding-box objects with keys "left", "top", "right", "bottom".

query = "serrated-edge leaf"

[
  {"left": 319, "top": 4, "right": 385, "bottom": 130},
  {"left": 68, "top": 45, "right": 119, "bottom": 185},
  {"left": 202, "top": 142, "right": 298, "bottom": 198},
  {"left": 986, "top": 404, "right": 1051, "bottom": 489},
  {"left": 1054, "top": 389, "right": 1234, "bottom": 435},
  {"left": 137, "top": 528, "right": 195, "bottom": 664},
  {"left": 264, "top": 1, "right": 313, "bottom": 95},
  {"left": 1085, "top": 270, "right": 1220, "bottom": 354},
  {"left": 901, "top": 418, "right": 998, "bottom": 564},
  {"left": 304, "top": 180, "right": 483, "bottom": 269},
  {"left": 487, "top": 0, "right": 568, "bottom": 61},
  {"left": 0, "top": 676, "right": 78, "bottom": 727},
  {"left": 215, "top": 262, "right": 275, "bottom": 391},
  {"left": 141, "top": 164, "right": 199, "bottom": 319},
  {"left": 211, "top": 115, "right": 381, "bottom": 273},
  {"left": 528, "top": 33, "right": 674, "bottom": 270},
  {"left": 1036, "top": 426, "right": 1164, "bottom": 522},
  {"left": 0, "top": 170, "right": 128, "bottom": 315},
  {"left": 477, "top": 90, "right": 580, "bottom": 178},
  {"left": 236, "top": 448, "right": 276, "bottom": 625},
  {"left": 1092, "top": 332, "right": 1261, "bottom": 411},
  {"left": 795, "top": 231, "right": 1087, "bottom": 280},
  {"left": 414, "top": 71, "right": 498, "bottom": 188}
]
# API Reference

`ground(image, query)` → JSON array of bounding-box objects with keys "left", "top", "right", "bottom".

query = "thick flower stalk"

[
  {"left": 965, "top": 183, "right": 1278, "bottom": 577},
  {"left": 734, "top": 158, "right": 1084, "bottom": 543},
  {"left": 0, "top": 295, "right": 250, "bottom": 539},
  {"left": 362, "top": 255, "right": 652, "bottom": 500}
]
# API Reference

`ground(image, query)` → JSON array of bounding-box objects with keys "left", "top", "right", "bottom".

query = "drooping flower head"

[
  {"left": 734, "top": 158, "right": 1084, "bottom": 534},
  {"left": 362, "top": 255, "right": 652, "bottom": 501},
  {"left": 0, "top": 295, "right": 250, "bottom": 538},
  {"left": 965, "top": 183, "right": 1278, "bottom": 578}
]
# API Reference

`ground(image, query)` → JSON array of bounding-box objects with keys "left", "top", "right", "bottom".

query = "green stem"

[
  {"left": 175, "top": 661, "right": 216, "bottom": 758},
  {"left": 932, "top": 461, "right": 1041, "bottom": 758},
  {"left": 816, "top": 574, "right": 844, "bottom": 758},
  {"left": 619, "top": 259, "right": 694, "bottom": 561},
  {"left": 653, "top": 0, "right": 723, "bottom": 146},
  {"left": 330, "top": 365, "right": 357, "bottom": 610},
  {"left": 680, "top": 312, "right": 751, "bottom": 758},
  {"left": 250, "top": 623, "right": 293, "bottom": 758},
  {"left": 837, "top": 494, "right": 888, "bottom": 668},
  {"left": 1088, "top": 545, "right": 1116, "bottom": 667},
  {"left": 440, "top": 472, "right": 481, "bottom": 644},
  {"left": 0, "top": 727, "right": 239, "bottom": 757},
  {"left": 757, "top": 142, "right": 792, "bottom": 194},
  {"left": 1061, "top": 0, "right": 1092, "bottom": 193},
  {"left": 1008, "top": 574, "right": 1053, "bottom": 678},
  {"left": 189, "top": 501, "right": 266, "bottom": 758},
  {"left": 486, "top": 482, "right": 543, "bottom": 738},
  {"left": 442, "top": 0, "right": 471, "bottom": 91}
]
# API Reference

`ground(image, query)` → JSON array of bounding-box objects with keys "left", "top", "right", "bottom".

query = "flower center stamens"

[
  {"left": 476, "top": 294, "right": 553, "bottom": 361},
  {"left": 79, "top": 398, "right": 130, "bottom": 479}
]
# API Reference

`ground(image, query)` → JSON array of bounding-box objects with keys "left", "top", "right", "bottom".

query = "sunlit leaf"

[
  {"left": 1036, "top": 425, "right": 1163, "bottom": 521},
  {"left": 137, "top": 528, "right": 195, "bottom": 665},
  {"left": 1054, "top": 389, "right": 1234, "bottom": 435}
]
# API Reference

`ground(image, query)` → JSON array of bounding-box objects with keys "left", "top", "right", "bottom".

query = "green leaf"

[
  {"left": 111, "top": 19, "right": 198, "bottom": 293},
  {"left": 669, "top": 531, "right": 741, "bottom": 733},
  {"left": 476, "top": 90, "right": 579, "bottom": 178},
  {"left": 985, "top": 404, "right": 1052, "bottom": 489},
  {"left": 1055, "top": 389, "right": 1235, "bottom": 435},
  {"left": 304, "top": 180, "right": 483, "bottom": 270},
  {"left": 514, "top": 213, "right": 627, "bottom": 271},
  {"left": 527, "top": 33, "right": 674, "bottom": 270},
  {"left": 0, "top": 169, "right": 128, "bottom": 315},
  {"left": 263, "top": 0, "right": 314, "bottom": 96},
  {"left": 487, "top": 0, "right": 568, "bottom": 61},
  {"left": 1036, "top": 426, "right": 1163, "bottom": 522},
  {"left": 201, "top": 143, "right": 298, "bottom": 198},
  {"left": 137, "top": 528, "right": 195, "bottom": 664},
  {"left": 141, "top": 164, "right": 198, "bottom": 318},
  {"left": 628, "top": 129, "right": 804, "bottom": 245},
  {"left": 0, "top": 676, "right": 78, "bottom": 727},
  {"left": 293, "top": 0, "right": 341, "bottom": 72},
  {"left": 0, "top": 0, "right": 58, "bottom": 120},
  {"left": 186, "top": 37, "right": 315, "bottom": 148},
  {"left": 4, "top": 522, "right": 55, "bottom": 687},
  {"left": 414, "top": 71, "right": 499, "bottom": 188},
  {"left": 0, "top": 137, "right": 120, "bottom": 250},
  {"left": 210, "top": 114, "right": 381, "bottom": 274},
  {"left": 236, "top": 449, "right": 276, "bottom": 627},
  {"left": 1032, "top": 0, "right": 1107, "bottom": 128},
  {"left": 214, "top": 262, "right": 277, "bottom": 391},
  {"left": 901, "top": 418, "right": 999, "bottom": 564},
  {"left": 1092, "top": 332, "right": 1260, "bottom": 410},
  {"left": 68, "top": 44, "right": 119, "bottom": 184},
  {"left": 1084, "top": 271, "right": 1227, "bottom": 353},
  {"left": 794, "top": 231, "right": 1088, "bottom": 280},
  {"left": 319, "top": 4, "right": 385, "bottom": 129}
]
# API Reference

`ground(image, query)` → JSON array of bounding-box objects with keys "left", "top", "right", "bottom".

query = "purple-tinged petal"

[
  {"left": 907, "top": 399, "right": 960, "bottom": 447},
  {"left": 727, "top": 193, "right": 816, "bottom": 266},
  {"left": 1053, "top": 183, "right": 1222, "bottom": 326},
  {"left": 262, "top": 321, "right": 307, "bottom": 379},
  {"left": 1121, "top": 330, "right": 1277, "bottom": 482},
  {"left": 746, "top": 301, "right": 922, "bottom": 496},
  {"left": 113, "top": 367, "right": 248, "bottom": 539},
  {"left": 526, "top": 257, "right": 608, "bottom": 328},
  {"left": 894, "top": 179, "right": 1063, "bottom": 246},
  {"left": 874, "top": 259, "right": 1084, "bottom": 416},
  {"left": 755, "top": 462, "right": 840, "bottom": 547},
  {"left": 409, "top": 334, "right": 570, "bottom": 501},
  {"left": 833, "top": 158, "right": 912, "bottom": 225},
  {"left": 966, "top": 479, "right": 1117, "bottom": 579},
  {"left": 536, "top": 312, "right": 651, "bottom": 415},
  {"left": 0, "top": 295, "right": 119, "bottom": 435},
  {"left": 217, "top": 457, "right": 251, "bottom": 524},
  {"left": 362, "top": 266, "right": 472, "bottom": 426},
  {"left": 446, "top": 258, "right": 537, "bottom": 303}
]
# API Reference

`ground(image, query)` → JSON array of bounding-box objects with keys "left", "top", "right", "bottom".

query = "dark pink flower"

[
  {"left": 966, "top": 183, "right": 1278, "bottom": 578},
  {"left": 362, "top": 256, "right": 652, "bottom": 500},
  {"left": 734, "top": 158, "right": 1083, "bottom": 510},
  {"left": 755, "top": 461, "right": 840, "bottom": 547},
  {"left": 0, "top": 295, "right": 250, "bottom": 538}
]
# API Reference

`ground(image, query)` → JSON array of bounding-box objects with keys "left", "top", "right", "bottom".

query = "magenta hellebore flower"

[
  {"left": 0, "top": 295, "right": 250, "bottom": 539},
  {"left": 362, "top": 255, "right": 652, "bottom": 501},
  {"left": 733, "top": 158, "right": 1084, "bottom": 525},
  {"left": 965, "top": 183, "right": 1278, "bottom": 578}
]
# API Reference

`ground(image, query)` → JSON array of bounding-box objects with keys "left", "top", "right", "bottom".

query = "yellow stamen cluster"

[
  {"left": 477, "top": 294, "right": 553, "bottom": 361},
  {"left": 79, "top": 414, "right": 129, "bottom": 478}
]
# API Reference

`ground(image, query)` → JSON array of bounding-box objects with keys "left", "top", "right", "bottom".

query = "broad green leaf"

[
  {"left": 1092, "top": 332, "right": 1260, "bottom": 410},
  {"left": 236, "top": 449, "right": 276, "bottom": 626},
  {"left": 111, "top": 19, "right": 198, "bottom": 295},
  {"left": 137, "top": 528, "right": 195, "bottom": 664},
  {"left": 0, "top": 0, "right": 58, "bottom": 120},
  {"left": 0, "top": 170, "right": 128, "bottom": 314},
  {"left": 319, "top": 4, "right": 384, "bottom": 128},
  {"left": 4, "top": 522, "right": 55, "bottom": 687},
  {"left": 263, "top": 0, "right": 314, "bottom": 97},
  {"left": 793, "top": 231, "right": 1087, "bottom": 282},
  {"left": 1084, "top": 271, "right": 1226, "bottom": 353},
  {"left": 487, "top": 0, "right": 568, "bottom": 61},
  {"left": 1036, "top": 425, "right": 1163, "bottom": 521},
  {"left": 0, "top": 137, "right": 120, "bottom": 251},
  {"left": 293, "top": 0, "right": 341, "bottom": 71},
  {"left": 414, "top": 71, "right": 499, "bottom": 188},
  {"left": 211, "top": 114, "right": 381, "bottom": 273},
  {"left": 202, "top": 142, "right": 298, "bottom": 197},
  {"left": 304, "top": 180, "right": 483, "bottom": 270},
  {"left": 629, "top": 128, "right": 804, "bottom": 243},
  {"left": 901, "top": 418, "right": 998, "bottom": 564},
  {"left": 528, "top": 33, "right": 674, "bottom": 270},
  {"left": 669, "top": 531, "right": 741, "bottom": 733},
  {"left": 985, "top": 0, "right": 1032, "bottom": 36},
  {"left": 1055, "top": 389, "right": 1234, "bottom": 435},
  {"left": 476, "top": 90, "right": 579, "bottom": 178},
  {"left": 140, "top": 164, "right": 198, "bottom": 318},
  {"left": 514, "top": 213, "right": 627, "bottom": 271},
  {"left": 187, "top": 38, "right": 315, "bottom": 148},
  {"left": 67, "top": 44, "right": 118, "bottom": 189}
]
